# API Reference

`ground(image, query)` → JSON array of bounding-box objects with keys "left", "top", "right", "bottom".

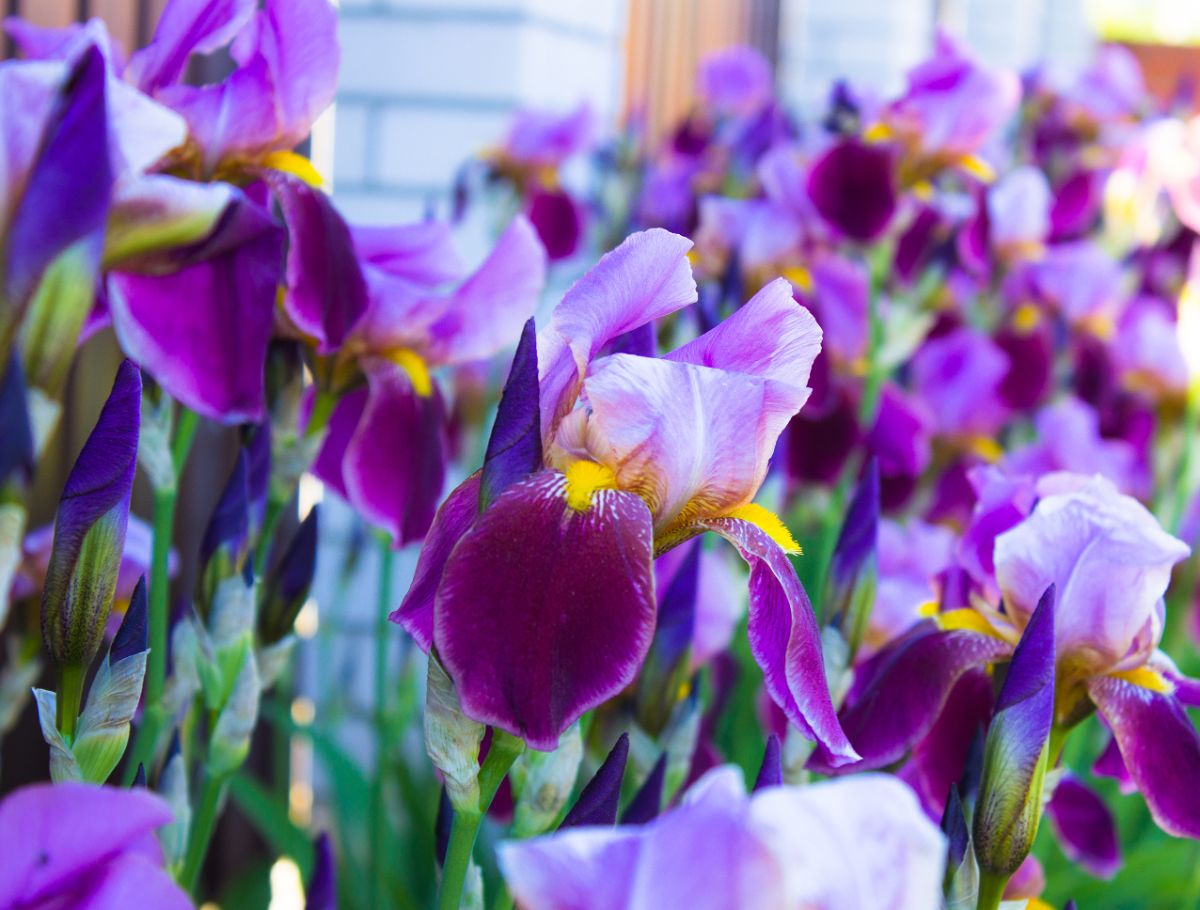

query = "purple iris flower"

[
  {"left": 911, "top": 326, "right": 1011, "bottom": 443},
  {"left": 1026, "top": 240, "right": 1124, "bottom": 334},
  {"left": 394, "top": 229, "right": 856, "bottom": 762},
  {"left": 498, "top": 104, "right": 595, "bottom": 171},
  {"left": 310, "top": 216, "right": 547, "bottom": 544},
  {"left": 880, "top": 30, "right": 1020, "bottom": 179},
  {"left": 863, "top": 518, "right": 955, "bottom": 656},
  {"left": 695, "top": 46, "right": 774, "bottom": 117},
  {"left": 498, "top": 767, "right": 944, "bottom": 910},
  {"left": 0, "top": 783, "right": 189, "bottom": 909}
]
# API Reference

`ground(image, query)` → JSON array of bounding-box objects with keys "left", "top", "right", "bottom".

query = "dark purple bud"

[
  {"left": 1064, "top": 902, "right": 1077, "bottom": 910},
  {"left": 435, "top": 787, "right": 453, "bottom": 868},
  {"left": 245, "top": 421, "right": 271, "bottom": 527},
  {"left": 306, "top": 832, "right": 336, "bottom": 910},
  {"left": 200, "top": 449, "right": 251, "bottom": 571},
  {"left": 131, "top": 762, "right": 147, "bottom": 789},
  {"left": 830, "top": 458, "right": 879, "bottom": 590},
  {"left": 479, "top": 318, "right": 541, "bottom": 511},
  {"left": 0, "top": 354, "right": 34, "bottom": 484},
  {"left": 40, "top": 360, "right": 140, "bottom": 669},
  {"left": 807, "top": 140, "right": 897, "bottom": 243},
  {"left": 110, "top": 575, "right": 148, "bottom": 665},
  {"left": 6, "top": 44, "right": 112, "bottom": 309},
  {"left": 974, "top": 584, "right": 1056, "bottom": 878},
  {"left": 620, "top": 753, "right": 667, "bottom": 825},
  {"left": 270, "top": 173, "right": 369, "bottom": 355},
  {"left": 636, "top": 541, "right": 699, "bottom": 734},
  {"left": 260, "top": 507, "right": 319, "bottom": 644},
  {"left": 754, "top": 734, "right": 783, "bottom": 791},
  {"left": 559, "top": 733, "right": 629, "bottom": 829},
  {"left": 942, "top": 784, "right": 969, "bottom": 875}
]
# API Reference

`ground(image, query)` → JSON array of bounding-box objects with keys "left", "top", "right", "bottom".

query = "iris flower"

[{"left": 395, "top": 228, "right": 856, "bottom": 763}]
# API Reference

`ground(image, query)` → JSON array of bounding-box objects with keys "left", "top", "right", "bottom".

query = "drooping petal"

[
  {"left": 434, "top": 471, "right": 656, "bottom": 750},
  {"left": 1088, "top": 675, "right": 1200, "bottom": 838},
  {"left": 104, "top": 176, "right": 235, "bottom": 268},
  {"left": 341, "top": 357, "right": 446, "bottom": 545},
  {"left": 806, "top": 139, "right": 897, "bottom": 243},
  {"left": 390, "top": 474, "right": 481, "bottom": 650},
  {"left": 270, "top": 173, "right": 368, "bottom": 353},
  {"left": 538, "top": 229, "right": 696, "bottom": 437},
  {"left": 1046, "top": 774, "right": 1121, "bottom": 878},
  {"left": 581, "top": 355, "right": 801, "bottom": 531},
  {"left": 108, "top": 194, "right": 284, "bottom": 423},
  {"left": 694, "top": 515, "right": 858, "bottom": 766},
  {"left": 807, "top": 625, "right": 1010, "bottom": 774},
  {"left": 527, "top": 186, "right": 584, "bottom": 261}
]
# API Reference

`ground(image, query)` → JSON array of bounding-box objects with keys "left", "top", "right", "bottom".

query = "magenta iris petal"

[
  {"left": 1092, "top": 733, "right": 1136, "bottom": 794},
  {"left": 342, "top": 357, "right": 446, "bottom": 545},
  {"left": 1088, "top": 676, "right": 1200, "bottom": 838},
  {"left": 807, "top": 626, "right": 1010, "bottom": 774},
  {"left": 806, "top": 139, "right": 897, "bottom": 243},
  {"left": 1046, "top": 774, "right": 1121, "bottom": 878},
  {"left": 538, "top": 228, "right": 696, "bottom": 436},
  {"left": 109, "top": 195, "right": 284, "bottom": 423},
  {"left": 434, "top": 471, "right": 656, "bottom": 750},
  {"left": 389, "top": 473, "right": 481, "bottom": 650},
  {"left": 271, "top": 173, "right": 368, "bottom": 353},
  {"left": 912, "top": 327, "right": 1011, "bottom": 438},
  {"left": 6, "top": 45, "right": 112, "bottom": 308},
  {"left": 527, "top": 186, "right": 584, "bottom": 261},
  {"left": 695, "top": 516, "right": 858, "bottom": 766},
  {"left": 351, "top": 220, "right": 464, "bottom": 289},
  {"left": 0, "top": 783, "right": 186, "bottom": 909}
]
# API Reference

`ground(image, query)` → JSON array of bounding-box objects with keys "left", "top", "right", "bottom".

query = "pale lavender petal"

[{"left": 696, "top": 45, "right": 773, "bottom": 115}]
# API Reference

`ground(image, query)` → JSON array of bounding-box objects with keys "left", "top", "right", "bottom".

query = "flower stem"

[
  {"left": 1168, "top": 378, "right": 1200, "bottom": 535},
  {"left": 123, "top": 405, "right": 198, "bottom": 784},
  {"left": 56, "top": 662, "right": 85, "bottom": 742},
  {"left": 369, "top": 532, "right": 394, "bottom": 910},
  {"left": 438, "top": 731, "right": 524, "bottom": 910},
  {"left": 180, "top": 768, "right": 228, "bottom": 896},
  {"left": 975, "top": 869, "right": 1008, "bottom": 910}
]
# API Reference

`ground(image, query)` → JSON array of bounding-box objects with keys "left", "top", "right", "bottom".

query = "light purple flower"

[
  {"left": 911, "top": 326, "right": 1011, "bottom": 439},
  {"left": 987, "top": 165, "right": 1051, "bottom": 253},
  {"left": 696, "top": 46, "right": 773, "bottom": 116},
  {"left": 499, "top": 767, "right": 944, "bottom": 910},
  {"left": 395, "top": 230, "right": 855, "bottom": 762},
  {"left": 0, "top": 783, "right": 190, "bottom": 910},
  {"left": 499, "top": 104, "right": 595, "bottom": 169},
  {"left": 865, "top": 518, "right": 956, "bottom": 654}
]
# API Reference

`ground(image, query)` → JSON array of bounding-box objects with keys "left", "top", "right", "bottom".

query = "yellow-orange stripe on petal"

[
  {"left": 263, "top": 150, "right": 325, "bottom": 188},
  {"left": 1110, "top": 665, "right": 1175, "bottom": 694},
  {"left": 724, "top": 503, "right": 801, "bottom": 555},
  {"left": 563, "top": 460, "right": 617, "bottom": 512},
  {"left": 935, "top": 608, "right": 1006, "bottom": 640},
  {"left": 388, "top": 348, "right": 433, "bottom": 397},
  {"left": 958, "top": 153, "right": 996, "bottom": 183}
]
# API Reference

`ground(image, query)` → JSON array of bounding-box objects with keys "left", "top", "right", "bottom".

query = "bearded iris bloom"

[
  {"left": 394, "top": 228, "right": 856, "bottom": 762},
  {"left": 811, "top": 472, "right": 1199, "bottom": 841},
  {"left": 498, "top": 767, "right": 943, "bottom": 910}
]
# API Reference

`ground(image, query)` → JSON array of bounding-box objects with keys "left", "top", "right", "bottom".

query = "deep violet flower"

[
  {"left": 498, "top": 767, "right": 944, "bottom": 910},
  {"left": 310, "top": 216, "right": 547, "bottom": 544},
  {"left": 0, "top": 783, "right": 190, "bottom": 909},
  {"left": 394, "top": 229, "right": 856, "bottom": 763}
]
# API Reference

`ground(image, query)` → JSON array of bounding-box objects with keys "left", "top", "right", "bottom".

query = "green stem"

[
  {"left": 975, "top": 869, "right": 1008, "bottom": 910},
  {"left": 56, "top": 663, "right": 85, "bottom": 742},
  {"left": 438, "top": 732, "right": 524, "bottom": 910},
  {"left": 369, "top": 533, "right": 394, "bottom": 910},
  {"left": 180, "top": 768, "right": 228, "bottom": 897},
  {"left": 123, "top": 406, "right": 198, "bottom": 784},
  {"left": 1168, "top": 379, "right": 1200, "bottom": 535}
]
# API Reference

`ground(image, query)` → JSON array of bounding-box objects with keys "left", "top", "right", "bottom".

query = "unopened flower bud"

[{"left": 425, "top": 657, "right": 485, "bottom": 812}]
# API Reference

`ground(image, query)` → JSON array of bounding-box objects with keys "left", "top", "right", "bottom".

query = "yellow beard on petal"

[
  {"left": 1110, "top": 665, "right": 1175, "bottom": 694},
  {"left": 563, "top": 460, "right": 618, "bottom": 512},
  {"left": 387, "top": 348, "right": 433, "bottom": 398},
  {"left": 723, "top": 503, "right": 802, "bottom": 554},
  {"left": 263, "top": 150, "right": 325, "bottom": 188},
  {"left": 935, "top": 608, "right": 1009, "bottom": 640}
]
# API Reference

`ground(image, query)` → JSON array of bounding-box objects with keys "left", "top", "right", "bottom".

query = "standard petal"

[
  {"left": 1046, "top": 774, "right": 1121, "bottom": 878},
  {"left": 581, "top": 355, "right": 800, "bottom": 530},
  {"left": 694, "top": 515, "right": 858, "bottom": 766},
  {"left": 665, "top": 277, "right": 821, "bottom": 395},
  {"left": 390, "top": 473, "right": 482, "bottom": 650},
  {"left": 271, "top": 173, "right": 368, "bottom": 353},
  {"left": 538, "top": 228, "right": 696, "bottom": 436},
  {"left": 434, "top": 471, "right": 656, "bottom": 750},
  {"left": 126, "top": 0, "right": 257, "bottom": 93},
  {"left": 342, "top": 357, "right": 446, "bottom": 545},
  {"left": 351, "top": 219, "right": 464, "bottom": 289},
  {"left": 1088, "top": 675, "right": 1200, "bottom": 838},
  {"left": 108, "top": 197, "right": 284, "bottom": 423},
  {"left": 807, "top": 625, "right": 1010, "bottom": 773}
]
